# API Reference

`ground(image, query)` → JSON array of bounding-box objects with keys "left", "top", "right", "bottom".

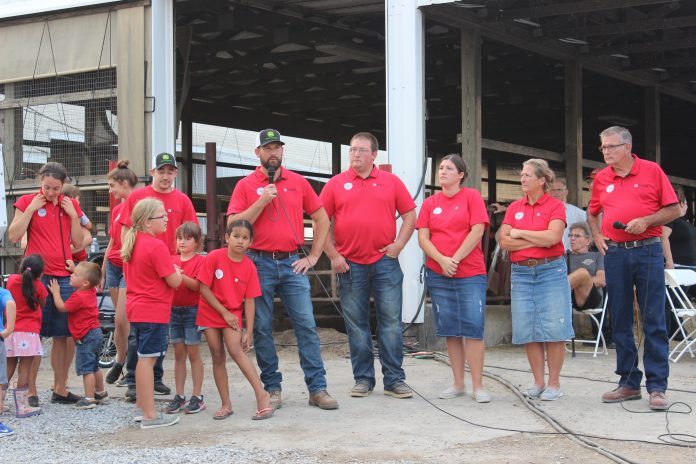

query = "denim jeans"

[
  {"left": 250, "top": 253, "right": 327, "bottom": 394},
  {"left": 604, "top": 241, "right": 669, "bottom": 392},
  {"left": 125, "top": 322, "right": 164, "bottom": 387},
  {"left": 337, "top": 255, "right": 405, "bottom": 390}
]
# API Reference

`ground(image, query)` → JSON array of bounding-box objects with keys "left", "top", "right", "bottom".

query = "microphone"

[
  {"left": 613, "top": 221, "right": 628, "bottom": 230},
  {"left": 267, "top": 166, "right": 276, "bottom": 185}
]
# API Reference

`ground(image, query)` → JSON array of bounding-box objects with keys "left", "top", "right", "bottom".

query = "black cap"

[
  {"left": 154, "top": 152, "right": 177, "bottom": 169},
  {"left": 256, "top": 129, "right": 285, "bottom": 148}
]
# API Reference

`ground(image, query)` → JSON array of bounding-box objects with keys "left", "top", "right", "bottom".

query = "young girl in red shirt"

[
  {"left": 5, "top": 254, "right": 47, "bottom": 418},
  {"left": 197, "top": 219, "right": 273, "bottom": 420},
  {"left": 121, "top": 198, "right": 182, "bottom": 429}
]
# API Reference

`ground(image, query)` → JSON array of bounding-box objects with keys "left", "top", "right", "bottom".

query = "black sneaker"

[
  {"left": 154, "top": 382, "right": 171, "bottom": 396},
  {"left": 164, "top": 395, "right": 186, "bottom": 414},
  {"left": 106, "top": 362, "right": 124, "bottom": 384},
  {"left": 95, "top": 391, "right": 109, "bottom": 403},
  {"left": 28, "top": 395, "right": 40, "bottom": 407},
  {"left": 75, "top": 398, "right": 98, "bottom": 410},
  {"left": 184, "top": 395, "right": 206, "bottom": 414},
  {"left": 125, "top": 386, "right": 137, "bottom": 402},
  {"left": 51, "top": 391, "right": 82, "bottom": 404}
]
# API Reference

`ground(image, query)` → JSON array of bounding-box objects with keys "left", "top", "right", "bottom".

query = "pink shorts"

[{"left": 4, "top": 331, "right": 44, "bottom": 357}]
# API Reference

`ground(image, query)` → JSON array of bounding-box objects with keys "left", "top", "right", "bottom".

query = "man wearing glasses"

[
  {"left": 320, "top": 132, "right": 416, "bottom": 399},
  {"left": 587, "top": 126, "right": 680, "bottom": 410},
  {"left": 118, "top": 152, "right": 199, "bottom": 401},
  {"left": 550, "top": 179, "right": 586, "bottom": 251}
]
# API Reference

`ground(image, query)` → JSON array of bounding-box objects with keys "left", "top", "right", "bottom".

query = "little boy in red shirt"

[{"left": 49, "top": 261, "right": 108, "bottom": 409}]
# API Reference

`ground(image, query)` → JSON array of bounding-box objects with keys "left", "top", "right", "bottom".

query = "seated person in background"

[{"left": 567, "top": 222, "right": 610, "bottom": 344}]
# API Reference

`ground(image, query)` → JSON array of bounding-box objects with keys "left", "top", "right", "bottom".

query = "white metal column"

[
  {"left": 150, "top": 0, "right": 176, "bottom": 167},
  {"left": 386, "top": 1, "right": 426, "bottom": 323}
]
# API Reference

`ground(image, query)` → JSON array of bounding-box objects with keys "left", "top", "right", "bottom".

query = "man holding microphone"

[{"left": 587, "top": 126, "right": 680, "bottom": 410}]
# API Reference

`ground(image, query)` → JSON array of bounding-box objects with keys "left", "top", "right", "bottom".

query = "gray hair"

[
  {"left": 600, "top": 126, "right": 632, "bottom": 144},
  {"left": 569, "top": 221, "right": 591, "bottom": 239}
]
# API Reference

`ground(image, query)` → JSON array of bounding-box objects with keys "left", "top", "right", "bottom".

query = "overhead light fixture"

[
  {"left": 315, "top": 43, "right": 383, "bottom": 63},
  {"left": 597, "top": 115, "right": 638, "bottom": 126},
  {"left": 611, "top": 54, "right": 629, "bottom": 59},
  {"left": 513, "top": 18, "right": 541, "bottom": 27},
  {"left": 651, "top": 67, "right": 667, "bottom": 72},
  {"left": 453, "top": 2, "right": 486, "bottom": 8},
  {"left": 559, "top": 38, "right": 588, "bottom": 45}
]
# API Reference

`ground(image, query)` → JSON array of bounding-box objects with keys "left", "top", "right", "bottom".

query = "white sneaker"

[
  {"left": 439, "top": 386, "right": 466, "bottom": 399},
  {"left": 140, "top": 412, "right": 180, "bottom": 430},
  {"left": 474, "top": 389, "right": 491, "bottom": 403},
  {"left": 132, "top": 408, "right": 143, "bottom": 423}
]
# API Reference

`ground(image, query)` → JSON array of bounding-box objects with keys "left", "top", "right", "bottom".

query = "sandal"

[
  {"left": 251, "top": 407, "right": 274, "bottom": 421},
  {"left": 213, "top": 406, "right": 233, "bottom": 420}
]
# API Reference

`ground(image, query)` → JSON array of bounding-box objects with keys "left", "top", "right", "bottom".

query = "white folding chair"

[
  {"left": 664, "top": 269, "right": 696, "bottom": 362},
  {"left": 566, "top": 292, "right": 609, "bottom": 358}
]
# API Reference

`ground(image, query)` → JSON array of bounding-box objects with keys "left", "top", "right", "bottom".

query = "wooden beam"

[
  {"left": 0, "top": 89, "right": 115, "bottom": 110},
  {"left": 644, "top": 86, "right": 661, "bottom": 163},
  {"left": 589, "top": 35, "right": 696, "bottom": 56},
  {"left": 565, "top": 61, "right": 583, "bottom": 205},
  {"left": 461, "top": 28, "right": 482, "bottom": 190},
  {"left": 493, "top": 0, "right": 676, "bottom": 21},
  {"left": 481, "top": 139, "right": 564, "bottom": 162},
  {"left": 547, "top": 14, "right": 696, "bottom": 38}
]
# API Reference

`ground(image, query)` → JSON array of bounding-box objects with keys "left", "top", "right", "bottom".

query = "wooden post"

[
  {"left": 332, "top": 142, "right": 341, "bottom": 175},
  {"left": 565, "top": 61, "right": 583, "bottom": 206},
  {"left": 205, "top": 142, "right": 221, "bottom": 251},
  {"left": 461, "top": 28, "right": 482, "bottom": 190},
  {"left": 644, "top": 86, "right": 661, "bottom": 163}
]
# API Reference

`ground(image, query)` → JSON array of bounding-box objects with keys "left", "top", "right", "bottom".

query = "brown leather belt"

[
  {"left": 249, "top": 249, "right": 300, "bottom": 260},
  {"left": 513, "top": 255, "right": 563, "bottom": 267}
]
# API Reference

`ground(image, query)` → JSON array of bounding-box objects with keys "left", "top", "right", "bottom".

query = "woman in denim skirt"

[
  {"left": 499, "top": 159, "right": 574, "bottom": 401},
  {"left": 417, "top": 155, "right": 491, "bottom": 403}
]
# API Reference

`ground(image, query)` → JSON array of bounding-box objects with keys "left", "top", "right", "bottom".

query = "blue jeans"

[
  {"left": 250, "top": 253, "right": 327, "bottom": 394},
  {"left": 337, "top": 255, "right": 405, "bottom": 390},
  {"left": 605, "top": 242, "right": 669, "bottom": 392},
  {"left": 125, "top": 323, "right": 164, "bottom": 387}
]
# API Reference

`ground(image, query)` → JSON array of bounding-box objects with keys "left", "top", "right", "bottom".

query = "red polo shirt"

[
  {"left": 196, "top": 250, "right": 261, "bottom": 328},
  {"left": 118, "top": 186, "right": 198, "bottom": 254},
  {"left": 171, "top": 253, "right": 204, "bottom": 307},
  {"left": 588, "top": 155, "right": 677, "bottom": 242},
  {"left": 320, "top": 166, "right": 416, "bottom": 265},
  {"left": 107, "top": 202, "right": 126, "bottom": 267},
  {"left": 416, "top": 188, "right": 489, "bottom": 278},
  {"left": 227, "top": 167, "right": 322, "bottom": 252},
  {"left": 123, "top": 232, "right": 177, "bottom": 324},
  {"left": 6, "top": 274, "right": 47, "bottom": 333},
  {"left": 14, "top": 193, "right": 84, "bottom": 276},
  {"left": 503, "top": 193, "right": 566, "bottom": 262},
  {"left": 64, "top": 288, "right": 100, "bottom": 341}
]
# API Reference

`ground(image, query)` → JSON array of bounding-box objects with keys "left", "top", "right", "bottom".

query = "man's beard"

[{"left": 262, "top": 158, "right": 281, "bottom": 170}]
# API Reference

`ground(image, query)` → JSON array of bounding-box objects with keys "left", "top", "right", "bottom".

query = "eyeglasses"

[
  {"left": 348, "top": 147, "right": 372, "bottom": 155},
  {"left": 149, "top": 214, "right": 168, "bottom": 220},
  {"left": 569, "top": 233, "right": 589, "bottom": 239},
  {"left": 551, "top": 188, "right": 567, "bottom": 193},
  {"left": 598, "top": 143, "right": 626, "bottom": 153}
]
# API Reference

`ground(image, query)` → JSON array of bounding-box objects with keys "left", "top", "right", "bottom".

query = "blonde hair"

[
  {"left": 523, "top": 158, "right": 555, "bottom": 193},
  {"left": 121, "top": 198, "right": 164, "bottom": 262}
]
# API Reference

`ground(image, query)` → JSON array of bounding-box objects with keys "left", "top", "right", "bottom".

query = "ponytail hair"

[
  {"left": 20, "top": 254, "right": 44, "bottom": 311},
  {"left": 121, "top": 198, "right": 164, "bottom": 262},
  {"left": 107, "top": 160, "right": 139, "bottom": 187}
]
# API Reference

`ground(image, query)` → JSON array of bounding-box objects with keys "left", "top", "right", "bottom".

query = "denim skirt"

[
  {"left": 425, "top": 270, "right": 486, "bottom": 339},
  {"left": 511, "top": 258, "right": 574, "bottom": 344}
]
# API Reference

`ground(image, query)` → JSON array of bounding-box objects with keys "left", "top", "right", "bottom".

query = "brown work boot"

[
  {"left": 308, "top": 390, "right": 338, "bottom": 410},
  {"left": 648, "top": 391, "right": 669, "bottom": 411},
  {"left": 269, "top": 390, "right": 282, "bottom": 410},
  {"left": 601, "top": 386, "right": 641, "bottom": 403}
]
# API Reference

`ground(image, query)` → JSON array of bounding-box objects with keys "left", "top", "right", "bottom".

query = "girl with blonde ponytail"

[{"left": 122, "top": 198, "right": 182, "bottom": 429}]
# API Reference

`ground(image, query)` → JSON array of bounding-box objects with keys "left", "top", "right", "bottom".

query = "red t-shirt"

[
  {"left": 64, "top": 288, "right": 100, "bottom": 341},
  {"left": 6, "top": 274, "right": 47, "bottom": 333},
  {"left": 118, "top": 186, "right": 198, "bottom": 254},
  {"left": 503, "top": 193, "right": 566, "bottom": 262},
  {"left": 588, "top": 155, "right": 677, "bottom": 242},
  {"left": 14, "top": 193, "right": 84, "bottom": 276},
  {"left": 172, "top": 254, "right": 204, "bottom": 307},
  {"left": 123, "top": 233, "right": 177, "bottom": 324},
  {"left": 107, "top": 202, "right": 126, "bottom": 267},
  {"left": 416, "top": 188, "right": 489, "bottom": 278},
  {"left": 227, "top": 167, "right": 322, "bottom": 252},
  {"left": 320, "top": 166, "right": 416, "bottom": 265},
  {"left": 196, "top": 249, "right": 261, "bottom": 328}
]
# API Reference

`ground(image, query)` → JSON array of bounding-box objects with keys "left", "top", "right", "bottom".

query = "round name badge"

[
  {"left": 344, "top": 182, "right": 353, "bottom": 190},
  {"left": 256, "top": 187, "right": 264, "bottom": 196},
  {"left": 215, "top": 269, "right": 224, "bottom": 279},
  {"left": 514, "top": 212, "right": 524, "bottom": 220},
  {"left": 606, "top": 184, "right": 615, "bottom": 193},
  {"left": 37, "top": 208, "right": 47, "bottom": 218},
  {"left": 433, "top": 207, "right": 443, "bottom": 215}
]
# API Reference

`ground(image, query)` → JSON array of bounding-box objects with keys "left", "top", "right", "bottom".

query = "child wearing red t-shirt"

[
  {"left": 197, "top": 220, "right": 272, "bottom": 421},
  {"left": 164, "top": 222, "right": 205, "bottom": 415},
  {"left": 122, "top": 198, "right": 182, "bottom": 429},
  {"left": 5, "top": 254, "right": 46, "bottom": 418},
  {"left": 48, "top": 261, "right": 107, "bottom": 409}
]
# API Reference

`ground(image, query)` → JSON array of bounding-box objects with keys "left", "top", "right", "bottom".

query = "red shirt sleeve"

[
  {"left": 393, "top": 177, "right": 416, "bottom": 215},
  {"left": 302, "top": 179, "right": 323, "bottom": 215},
  {"left": 227, "top": 180, "right": 249, "bottom": 215},
  {"left": 318, "top": 180, "right": 336, "bottom": 218}
]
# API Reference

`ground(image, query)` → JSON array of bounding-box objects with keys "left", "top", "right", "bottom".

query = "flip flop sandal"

[
  {"left": 213, "top": 407, "right": 233, "bottom": 420},
  {"left": 251, "top": 407, "right": 274, "bottom": 421}
]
